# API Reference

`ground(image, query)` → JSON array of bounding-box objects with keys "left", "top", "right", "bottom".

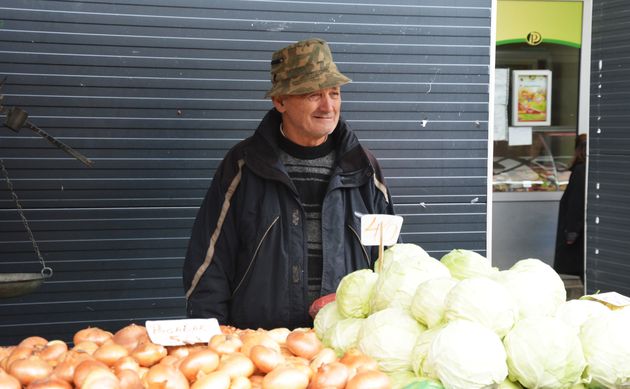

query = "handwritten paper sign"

[
  {"left": 146, "top": 318, "right": 221, "bottom": 346},
  {"left": 584, "top": 291, "right": 630, "bottom": 310},
  {"left": 360, "top": 214, "right": 403, "bottom": 246}
]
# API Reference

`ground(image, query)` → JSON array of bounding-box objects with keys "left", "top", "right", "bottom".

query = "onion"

[
  {"left": 81, "top": 368, "right": 120, "bottom": 389},
  {"left": 94, "top": 342, "right": 129, "bottom": 366},
  {"left": 4, "top": 346, "right": 34, "bottom": 369},
  {"left": 230, "top": 376, "right": 252, "bottom": 389},
  {"left": 131, "top": 342, "right": 167, "bottom": 367},
  {"left": 73, "top": 327, "right": 114, "bottom": 346},
  {"left": 0, "top": 368, "right": 21, "bottom": 389},
  {"left": 72, "top": 341, "right": 99, "bottom": 355},
  {"left": 190, "top": 370, "right": 230, "bottom": 389},
  {"left": 339, "top": 349, "right": 378, "bottom": 375},
  {"left": 117, "top": 368, "right": 144, "bottom": 389},
  {"left": 219, "top": 325, "right": 237, "bottom": 335},
  {"left": 73, "top": 359, "right": 110, "bottom": 387},
  {"left": 208, "top": 334, "right": 242, "bottom": 355},
  {"left": 26, "top": 376, "right": 73, "bottom": 389},
  {"left": 261, "top": 366, "right": 309, "bottom": 389},
  {"left": 309, "top": 348, "right": 337, "bottom": 371},
  {"left": 113, "top": 356, "right": 141, "bottom": 374},
  {"left": 249, "top": 345, "right": 283, "bottom": 374},
  {"left": 178, "top": 349, "right": 220, "bottom": 382},
  {"left": 285, "top": 330, "right": 322, "bottom": 360},
  {"left": 8, "top": 356, "right": 54, "bottom": 386},
  {"left": 19, "top": 336, "right": 48, "bottom": 350},
  {"left": 239, "top": 331, "right": 280, "bottom": 358},
  {"left": 37, "top": 340, "right": 68, "bottom": 363},
  {"left": 249, "top": 375, "right": 264, "bottom": 389},
  {"left": 217, "top": 353, "right": 254, "bottom": 379},
  {"left": 266, "top": 328, "right": 290, "bottom": 345},
  {"left": 344, "top": 370, "right": 391, "bottom": 389},
  {"left": 0, "top": 346, "right": 16, "bottom": 369},
  {"left": 143, "top": 363, "right": 189, "bottom": 389},
  {"left": 160, "top": 355, "right": 180, "bottom": 367},
  {"left": 52, "top": 350, "right": 94, "bottom": 383},
  {"left": 309, "top": 362, "right": 349, "bottom": 389},
  {"left": 113, "top": 324, "right": 149, "bottom": 353},
  {"left": 167, "top": 346, "right": 191, "bottom": 360}
]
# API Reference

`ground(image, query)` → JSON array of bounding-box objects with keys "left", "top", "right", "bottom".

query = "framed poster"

[{"left": 512, "top": 70, "right": 552, "bottom": 126}]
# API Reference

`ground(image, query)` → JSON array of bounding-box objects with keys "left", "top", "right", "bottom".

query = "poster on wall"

[{"left": 512, "top": 70, "right": 552, "bottom": 126}]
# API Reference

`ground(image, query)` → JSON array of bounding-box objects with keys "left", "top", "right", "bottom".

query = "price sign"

[
  {"left": 584, "top": 291, "right": 630, "bottom": 310},
  {"left": 146, "top": 318, "right": 221, "bottom": 346},
  {"left": 360, "top": 214, "right": 403, "bottom": 246}
]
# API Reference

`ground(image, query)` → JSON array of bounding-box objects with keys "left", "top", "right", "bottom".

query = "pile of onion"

[{"left": 0, "top": 324, "right": 390, "bottom": 389}]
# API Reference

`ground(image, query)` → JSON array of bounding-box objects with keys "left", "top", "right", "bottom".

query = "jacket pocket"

[
  {"left": 347, "top": 224, "right": 371, "bottom": 268},
  {"left": 232, "top": 215, "right": 280, "bottom": 297}
]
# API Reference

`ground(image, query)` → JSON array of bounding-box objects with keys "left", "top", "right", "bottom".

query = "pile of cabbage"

[{"left": 313, "top": 243, "right": 630, "bottom": 389}]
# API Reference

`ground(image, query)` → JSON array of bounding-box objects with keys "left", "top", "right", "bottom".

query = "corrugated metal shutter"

[
  {"left": 587, "top": 0, "right": 630, "bottom": 296},
  {"left": 0, "top": 0, "right": 491, "bottom": 345}
]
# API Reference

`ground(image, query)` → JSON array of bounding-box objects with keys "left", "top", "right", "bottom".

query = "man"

[{"left": 183, "top": 38, "right": 395, "bottom": 330}]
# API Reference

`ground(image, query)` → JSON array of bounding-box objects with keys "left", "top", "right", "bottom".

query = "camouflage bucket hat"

[{"left": 265, "top": 38, "right": 351, "bottom": 98}]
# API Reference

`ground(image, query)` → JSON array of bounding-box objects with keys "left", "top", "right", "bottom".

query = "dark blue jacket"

[{"left": 183, "top": 108, "right": 395, "bottom": 329}]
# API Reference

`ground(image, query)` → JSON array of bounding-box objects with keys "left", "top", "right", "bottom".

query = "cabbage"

[
  {"left": 498, "top": 379, "right": 524, "bottom": 388},
  {"left": 357, "top": 307, "right": 424, "bottom": 373},
  {"left": 503, "top": 316, "right": 587, "bottom": 389},
  {"left": 401, "top": 378, "right": 445, "bottom": 389},
  {"left": 580, "top": 309, "right": 630, "bottom": 388},
  {"left": 371, "top": 244, "right": 451, "bottom": 312},
  {"left": 440, "top": 249, "right": 495, "bottom": 280},
  {"left": 493, "top": 258, "right": 566, "bottom": 319},
  {"left": 335, "top": 269, "right": 378, "bottom": 318},
  {"left": 374, "top": 243, "right": 432, "bottom": 272},
  {"left": 554, "top": 299, "right": 610, "bottom": 335},
  {"left": 443, "top": 277, "right": 518, "bottom": 338},
  {"left": 410, "top": 325, "right": 444, "bottom": 377},
  {"left": 410, "top": 278, "right": 458, "bottom": 328},
  {"left": 322, "top": 317, "right": 363, "bottom": 357},
  {"left": 313, "top": 301, "right": 344, "bottom": 339},
  {"left": 423, "top": 320, "right": 508, "bottom": 389},
  {"left": 388, "top": 370, "right": 420, "bottom": 389}
]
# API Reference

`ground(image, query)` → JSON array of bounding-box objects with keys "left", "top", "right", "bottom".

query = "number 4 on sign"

[
  {"left": 360, "top": 214, "right": 403, "bottom": 246},
  {"left": 361, "top": 214, "right": 403, "bottom": 272}
]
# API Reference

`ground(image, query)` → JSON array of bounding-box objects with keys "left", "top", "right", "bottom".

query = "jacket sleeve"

[
  {"left": 363, "top": 148, "right": 402, "bottom": 256},
  {"left": 182, "top": 155, "right": 243, "bottom": 322}
]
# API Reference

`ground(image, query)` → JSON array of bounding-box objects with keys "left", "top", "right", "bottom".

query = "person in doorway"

[
  {"left": 183, "top": 38, "right": 395, "bottom": 329},
  {"left": 554, "top": 134, "right": 587, "bottom": 281}
]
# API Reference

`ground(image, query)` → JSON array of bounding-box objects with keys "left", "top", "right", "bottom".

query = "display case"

[{"left": 493, "top": 131, "right": 576, "bottom": 192}]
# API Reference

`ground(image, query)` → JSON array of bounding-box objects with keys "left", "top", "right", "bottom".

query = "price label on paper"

[
  {"left": 360, "top": 214, "right": 403, "bottom": 246},
  {"left": 146, "top": 318, "right": 221, "bottom": 346},
  {"left": 585, "top": 291, "right": 630, "bottom": 310}
]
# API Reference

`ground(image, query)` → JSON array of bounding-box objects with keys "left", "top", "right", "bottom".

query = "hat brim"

[{"left": 265, "top": 71, "right": 351, "bottom": 98}]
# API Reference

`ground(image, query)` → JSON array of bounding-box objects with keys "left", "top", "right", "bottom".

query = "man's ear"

[{"left": 272, "top": 96, "right": 286, "bottom": 112}]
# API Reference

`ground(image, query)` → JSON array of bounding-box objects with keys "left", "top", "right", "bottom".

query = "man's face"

[{"left": 273, "top": 87, "right": 341, "bottom": 147}]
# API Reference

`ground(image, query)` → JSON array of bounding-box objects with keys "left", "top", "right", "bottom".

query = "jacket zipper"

[
  {"left": 232, "top": 216, "right": 280, "bottom": 296},
  {"left": 348, "top": 225, "right": 371, "bottom": 268}
]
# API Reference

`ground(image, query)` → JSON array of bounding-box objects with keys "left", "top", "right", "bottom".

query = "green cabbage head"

[
  {"left": 440, "top": 249, "right": 495, "bottom": 280},
  {"left": 504, "top": 316, "right": 587, "bottom": 389},
  {"left": 336, "top": 269, "right": 378, "bottom": 318}
]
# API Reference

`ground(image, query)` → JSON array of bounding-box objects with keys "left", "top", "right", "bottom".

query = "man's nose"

[{"left": 319, "top": 94, "right": 334, "bottom": 111}]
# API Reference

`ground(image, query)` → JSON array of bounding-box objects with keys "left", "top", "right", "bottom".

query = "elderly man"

[{"left": 183, "top": 38, "right": 395, "bottom": 329}]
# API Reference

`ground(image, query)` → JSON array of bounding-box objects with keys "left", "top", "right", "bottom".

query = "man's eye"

[{"left": 307, "top": 93, "right": 321, "bottom": 101}]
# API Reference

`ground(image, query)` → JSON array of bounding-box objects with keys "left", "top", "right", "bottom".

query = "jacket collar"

[{"left": 244, "top": 108, "right": 373, "bottom": 183}]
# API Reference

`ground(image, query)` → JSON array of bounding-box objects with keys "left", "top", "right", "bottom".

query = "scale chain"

[{"left": 0, "top": 158, "right": 51, "bottom": 276}]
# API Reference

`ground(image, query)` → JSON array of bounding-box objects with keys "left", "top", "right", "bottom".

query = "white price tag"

[
  {"left": 145, "top": 318, "right": 221, "bottom": 346},
  {"left": 360, "top": 214, "right": 403, "bottom": 246},
  {"left": 585, "top": 291, "right": 630, "bottom": 309}
]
